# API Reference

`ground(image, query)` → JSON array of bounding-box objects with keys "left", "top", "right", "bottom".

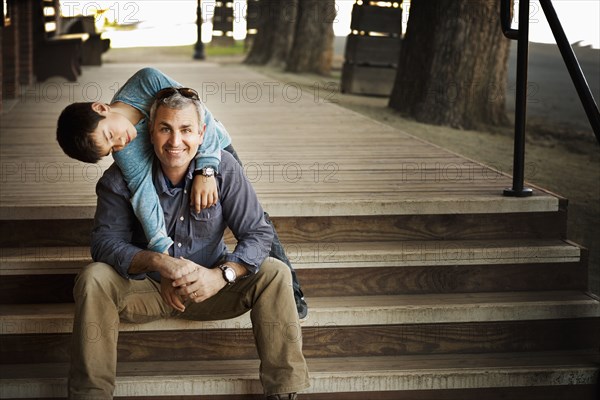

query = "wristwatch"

[
  {"left": 193, "top": 166, "right": 215, "bottom": 178},
  {"left": 218, "top": 264, "right": 237, "bottom": 284}
]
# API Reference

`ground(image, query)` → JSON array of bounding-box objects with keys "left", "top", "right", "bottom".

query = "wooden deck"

[
  {"left": 1, "top": 62, "right": 598, "bottom": 400},
  {"left": 0, "top": 62, "right": 560, "bottom": 220}
]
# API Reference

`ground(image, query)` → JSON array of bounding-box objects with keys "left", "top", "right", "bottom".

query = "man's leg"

[
  {"left": 69, "top": 262, "right": 170, "bottom": 399},
  {"left": 178, "top": 258, "right": 310, "bottom": 396}
]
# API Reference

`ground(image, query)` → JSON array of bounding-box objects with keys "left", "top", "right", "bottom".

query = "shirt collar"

[{"left": 153, "top": 160, "right": 195, "bottom": 195}]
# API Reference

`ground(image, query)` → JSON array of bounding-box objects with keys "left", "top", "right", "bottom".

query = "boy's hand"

[{"left": 191, "top": 175, "right": 218, "bottom": 212}]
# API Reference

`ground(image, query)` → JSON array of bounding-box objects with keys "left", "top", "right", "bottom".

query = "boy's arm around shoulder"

[
  {"left": 91, "top": 164, "right": 149, "bottom": 280},
  {"left": 194, "top": 110, "right": 222, "bottom": 172}
]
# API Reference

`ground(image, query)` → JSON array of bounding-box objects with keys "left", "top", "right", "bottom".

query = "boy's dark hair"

[{"left": 56, "top": 102, "right": 106, "bottom": 163}]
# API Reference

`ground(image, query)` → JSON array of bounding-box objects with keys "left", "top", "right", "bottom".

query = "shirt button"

[
  {"left": 177, "top": 243, "right": 182, "bottom": 248},
  {"left": 184, "top": 190, "right": 187, "bottom": 194},
  {"left": 180, "top": 216, "right": 184, "bottom": 221}
]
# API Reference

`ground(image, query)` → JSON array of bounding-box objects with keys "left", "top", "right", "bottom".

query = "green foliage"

[{"left": 205, "top": 41, "right": 246, "bottom": 56}]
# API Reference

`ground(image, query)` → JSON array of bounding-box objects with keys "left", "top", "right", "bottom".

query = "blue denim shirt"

[{"left": 91, "top": 151, "right": 274, "bottom": 281}]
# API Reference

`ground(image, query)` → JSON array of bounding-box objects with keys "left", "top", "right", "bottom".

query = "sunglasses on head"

[{"left": 155, "top": 87, "right": 200, "bottom": 101}]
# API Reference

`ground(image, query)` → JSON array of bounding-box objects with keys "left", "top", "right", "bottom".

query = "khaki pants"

[{"left": 68, "top": 258, "right": 310, "bottom": 399}]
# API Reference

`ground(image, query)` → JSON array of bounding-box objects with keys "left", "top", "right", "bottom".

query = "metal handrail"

[
  {"left": 500, "top": 0, "right": 600, "bottom": 197},
  {"left": 538, "top": 0, "right": 600, "bottom": 142},
  {"left": 502, "top": 0, "right": 533, "bottom": 197}
]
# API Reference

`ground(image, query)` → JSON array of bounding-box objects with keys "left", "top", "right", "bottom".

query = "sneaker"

[
  {"left": 295, "top": 291, "right": 308, "bottom": 320},
  {"left": 292, "top": 284, "right": 308, "bottom": 321},
  {"left": 266, "top": 393, "right": 297, "bottom": 400}
]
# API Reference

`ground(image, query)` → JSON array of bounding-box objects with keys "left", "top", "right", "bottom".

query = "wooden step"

[
  {"left": 2, "top": 292, "right": 598, "bottom": 335},
  {"left": 0, "top": 209, "right": 568, "bottom": 248},
  {"left": 0, "top": 184, "right": 560, "bottom": 221},
  {"left": 0, "top": 240, "right": 581, "bottom": 275},
  {"left": 1, "top": 352, "right": 598, "bottom": 398},
  {"left": 0, "top": 240, "right": 586, "bottom": 303},
  {"left": 0, "top": 192, "right": 561, "bottom": 221},
  {"left": 3, "top": 318, "right": 599, "bottom": 364}
]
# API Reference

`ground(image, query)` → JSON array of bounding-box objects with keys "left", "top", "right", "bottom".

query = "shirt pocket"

[{"left": 189, "top": 203, "right": 224, "bottom": 239}]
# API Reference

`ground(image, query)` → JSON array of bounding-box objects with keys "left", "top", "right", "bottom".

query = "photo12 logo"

[
  {"left": 60, "top": 1, "right": 141, "bottom": 25},
  {"left": 19, "top": 81, "right": 125, "bottom": 104},
  {"left": 1, "top": 162, "right": 108, "bottom": 184},
  {"left": 198, "top": 81, "right": 339, "bottom": 105}
]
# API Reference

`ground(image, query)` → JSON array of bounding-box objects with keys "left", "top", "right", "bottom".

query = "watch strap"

[{"left": 193, "top": 166, "right": 216, "bottom": 177}]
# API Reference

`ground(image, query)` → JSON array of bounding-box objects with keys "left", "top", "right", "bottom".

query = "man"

[
  {"left": 68, "top": 89, "right": 310, "bottom": 399},
  {"left": 56, "top": 67, "right": 308, "bottom": 319}
]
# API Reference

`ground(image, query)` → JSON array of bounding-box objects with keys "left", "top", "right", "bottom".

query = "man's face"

[
  {"left": 151, "top": 103, "right": 205, "bottom": 176},
  {"left": 90, "top": 103, "right": 138, "bottom": 156}
]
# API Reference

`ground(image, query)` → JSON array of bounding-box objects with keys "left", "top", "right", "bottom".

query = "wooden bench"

[
  {"left": 341, "top": 1, "right": 402, "bottom": 96},
  {"left": 33, "top": 0, "right": 85, "bottom": 81},
  {"left": 33, "top": 0, "right": 109, "bottom": 81},
  {"left": 61, "top": 14, "right": 110, "bottom": 65}
]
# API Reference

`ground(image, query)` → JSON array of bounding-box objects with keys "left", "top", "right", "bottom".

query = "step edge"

[
  {"left": 2, "top": 298, "right": 598, "bottom": 334},
  {"left": 1, "top": 364, "right": 597, "bottom": 398},
  {"left": 0, "top": 256, "right": 583, "bottom": 275},
  {"left": 0, "top": 195, "right": 560, "bottom": 220},
  {"left": 0, "top": 240, "right": 582, "bottom": 274}
]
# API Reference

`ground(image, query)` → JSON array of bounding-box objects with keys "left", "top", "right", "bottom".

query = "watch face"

[
  {"left": 224, "top": 267, "right": 236, "bottom": 283},
  {"left": 203, "top": 167, "right": 215, "bottom": 177}
]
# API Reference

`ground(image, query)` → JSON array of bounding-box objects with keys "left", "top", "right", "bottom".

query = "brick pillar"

[
  {"left": 17, "top": 0, "right": 34, "bottom": 86},
  {"left": 2, "top": 0, "right": 19, "bottom": 99}
]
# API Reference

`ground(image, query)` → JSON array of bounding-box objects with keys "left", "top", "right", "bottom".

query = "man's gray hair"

[{"left": 149, "top": 90, "right": 206, "bottom": 130}]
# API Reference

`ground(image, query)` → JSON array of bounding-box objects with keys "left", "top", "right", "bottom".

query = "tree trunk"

[
  {"left": 244, "top": 0, "right": 282, "bottom": 65},
  {"left": 244, "top": 0, "right": 298, "bottom": 68},
  {"left": 268, "top": 0, "right": 298, "bottom": 68},
  {"left": 244, "top": 0, "right": 334, "bottom": 76},
  {"left": 285, "top": 0, "right": 335, "bottom": 75},
  {"left": 389, "top": 0, "right": 511, "bottom": 130}
]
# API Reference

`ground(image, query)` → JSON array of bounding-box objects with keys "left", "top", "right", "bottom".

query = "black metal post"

[
  {"left": 193, "top": 0, "right": 206, "bottom": 60},
  {"left": 539, "top": 0, "right": 600, "bottom": 143},
  {"left": 504, "top": 0, "right": 533, "bottom": 197}
]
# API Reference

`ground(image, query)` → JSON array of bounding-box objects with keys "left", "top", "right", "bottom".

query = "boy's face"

[{"left": 90, "top": 103, "right": 138, "bottom": 156}]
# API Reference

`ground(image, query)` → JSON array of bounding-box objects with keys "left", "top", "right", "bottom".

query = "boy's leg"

[
  {"left": 178, "top": 258, "right": 310, "bottom": 396},
  {"left": 69, "top": 262, "right": 170, "bottom": 399},
  {"left": 263, "top": 213, "right": 308, "bottom": 319},
  {"left": 223, "top": 144, "right": 308, "bottom": 319}
]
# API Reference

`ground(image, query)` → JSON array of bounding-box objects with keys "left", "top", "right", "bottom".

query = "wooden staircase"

[
  {"left": 0, "top": 63, "right": 599, "bottom": 398},
  {"left": 1, "top": 204, "right": 599, "bottom": 399}
]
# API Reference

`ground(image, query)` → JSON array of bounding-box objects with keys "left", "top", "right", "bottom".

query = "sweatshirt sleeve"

[
  {"left": 90, "top": 166, "right": 148, "bottom": 280},
  {"left": 194, "top": 108, "right": 222, "bottom": 171}
]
